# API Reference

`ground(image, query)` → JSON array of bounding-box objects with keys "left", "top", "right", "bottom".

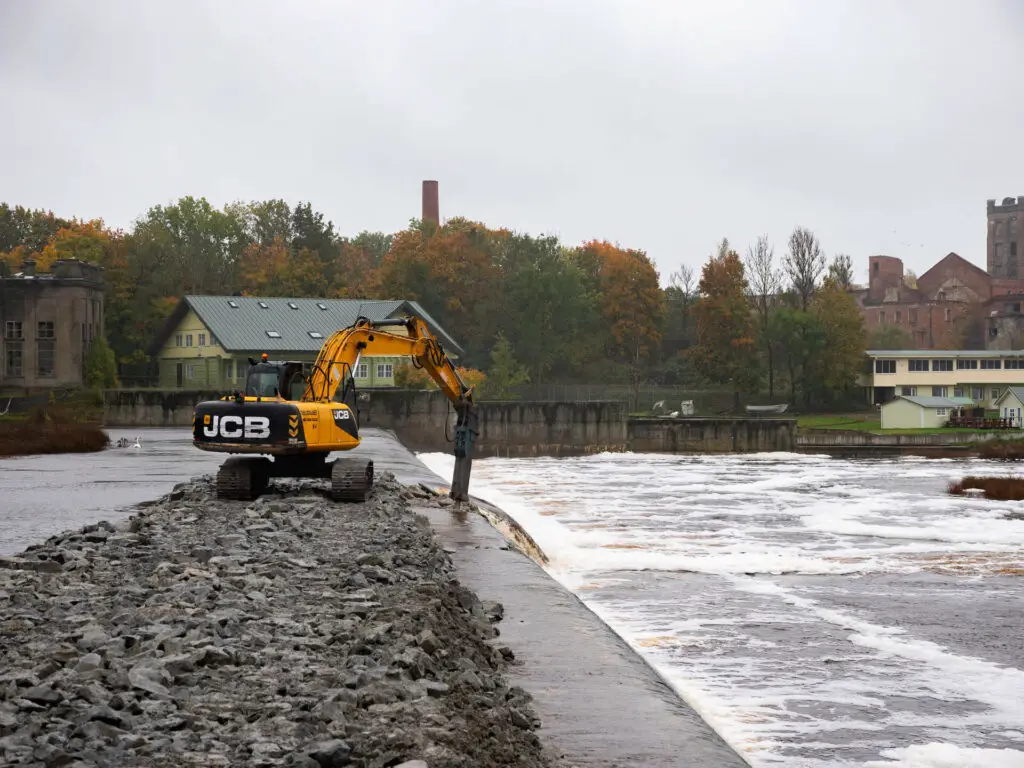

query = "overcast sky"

[{"left": 2, "top": 0, "right": 1023, "bottom": 285}]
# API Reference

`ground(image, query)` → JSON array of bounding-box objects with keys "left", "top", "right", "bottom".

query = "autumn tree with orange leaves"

[
  {"left": 578, "top": 240, "right": 665, "bottom": 403},
  {"left": 371, "top": 218, "right": 502, "bottom": 360},
  {"left": 690, "top": 239, "right": 760, "bottom": 410}
]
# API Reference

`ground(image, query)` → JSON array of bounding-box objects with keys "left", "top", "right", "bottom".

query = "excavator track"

[
  {"left": 216, "top": 457, "right": 270, "bottom": 501},
  {"left": 330, "top": 458, "right": 374, "bottom": 503}
]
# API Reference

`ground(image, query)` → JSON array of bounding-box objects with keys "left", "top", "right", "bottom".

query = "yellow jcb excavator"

[{"left": 191, "top": 314, "right": 478, "bottom": 503}]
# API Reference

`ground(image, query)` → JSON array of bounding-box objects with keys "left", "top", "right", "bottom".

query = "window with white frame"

[
  {"left": 376, "top": 363, "right": 394, "bottom": 379},
  {"left": 972, "top": 386, "right": 983, "bottom": 400},
  {"left": 1006, "top": 359, "right": 1024, "bottom": 370},
  {"left": 185, "top": 333, "right": 193, "bottom": 346},
  {"left": 901, "top": 386, "right": 917, "bottom": 396},
  {"left": 992, "top": 388, "right": 1000, "bottom": 400},
  {"left": 198, "top": 333, "right": 206, "bottom": 346},
  {"left": 355, "top": 363, "right": 368, "bottom": 379},
  {"left": 175, "top": 333, "right": 183, "bottom": 347},
  {"left": 908, "top": 359, "right": 929, "bottom": 372},
  {"left": 186, "top": 364, "right": 195, "bottom": 379},
  {"left": 956, "top": 359, "right": 978, "bottom": 370},
  {"left": 875, "top": 359, "right": 896, "bottom": 374},
  {"left": 981, "top": 359, "right": 1001, "bottom": 370},
  {"left": 932, "top": 386, "right": 948, "bottom": 397},
  {"left": 936, "top": 408, "right": 947, "bottom": 416},
  {"left": 932, "top": 359, "right": 954, "bottom": 371}
]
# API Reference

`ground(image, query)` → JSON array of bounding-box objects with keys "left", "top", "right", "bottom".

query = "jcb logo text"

[{"left": 203, "top": 415, "right": 271, "bottom": 439}]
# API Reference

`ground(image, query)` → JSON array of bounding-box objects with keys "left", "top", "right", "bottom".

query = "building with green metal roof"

[{"left": 148, "top": 295, "right": 461, "bottom": 390}]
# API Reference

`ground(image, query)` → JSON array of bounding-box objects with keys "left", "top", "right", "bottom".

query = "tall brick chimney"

[{"left": 422, "top": 180, "right": 439, "bottom": 227}]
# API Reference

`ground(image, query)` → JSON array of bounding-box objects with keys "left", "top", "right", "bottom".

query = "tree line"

[{"left": 0, "top": 199, "right": 867, "bottom": 405}]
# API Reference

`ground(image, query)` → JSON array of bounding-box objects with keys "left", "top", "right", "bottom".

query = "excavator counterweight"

[{"left": 191, "top": 315, "right": 477, "bottom": 502}]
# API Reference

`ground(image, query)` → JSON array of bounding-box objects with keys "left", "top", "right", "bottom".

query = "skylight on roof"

[
  {"left": 258, "top": 301, "right": 269, "bottom": 309},
  {"left": 308, "top": 331, "right": 323, "bottom": 339},
  {"left": 288, "top": 302, "right": 298, "bottom": 310},
  {"left": 316, "top": 302, "right": 327, "bottom": 310},
  {"left": 266, "top": 331, "right": 281, "bottom": 338},
  {"left": 228, "top": 300, "right": 239, "bottom": 308}
]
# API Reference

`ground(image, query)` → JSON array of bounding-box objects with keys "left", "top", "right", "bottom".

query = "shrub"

[{"left": 948, "top": 475, "right": 1024, "bottom": 501}]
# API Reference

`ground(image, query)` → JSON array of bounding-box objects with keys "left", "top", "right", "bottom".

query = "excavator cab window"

[{"left": 246, "top": 364, "right": 285, "bottom": 398}]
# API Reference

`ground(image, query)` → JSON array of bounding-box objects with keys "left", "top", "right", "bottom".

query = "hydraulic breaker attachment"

[{"left": 451, "top": 403, "right": 478, "bottom": 502}]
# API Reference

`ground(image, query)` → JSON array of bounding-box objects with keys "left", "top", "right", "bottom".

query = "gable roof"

[
  {"left": 994, "top": 387, "right": 1024, "bottom": 407},
  {"left": 886, "top": 395, "right": 976, "bottom": 409},
  {"left": 917, "top": 252, "right": 990, "bottom": 287},
  {"left": 148, "top": 296, "right": 462, "bottom": 356}
]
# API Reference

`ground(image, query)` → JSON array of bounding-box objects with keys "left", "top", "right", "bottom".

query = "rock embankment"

[{"left": 0, "top": 473, "right": 551, "bottom": 768}]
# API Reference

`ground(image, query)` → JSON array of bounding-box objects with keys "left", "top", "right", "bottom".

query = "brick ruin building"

[{"left": 853, "top": 196, "right": 1024, "bottom": 350}]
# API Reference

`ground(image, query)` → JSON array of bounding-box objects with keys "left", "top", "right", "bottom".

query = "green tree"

[
  {"left": 85, "top": 336, "right": 119, "bottom": 389},
  {"left": 773, "top": 308, "right": 825, "bottom": 405},
  {"left": 132, "top": 196, "right": 249, "bottom": 295},
  {"left": 828, "top": 253, "right": 855, "bottom": 290},
  {"left": 485, "top": 333, "right": 530, "bottom": 399},
  {"left": 349, "top": 231, "right": 393, "bottom": 265},
  {"left": 810, "top": 278, "right": 867, "bottom": 404},
  {"left": 492, "top": 233, "right": 598, "bottom": 382},
  {"left": 690, "top": 240, "right": 760, "bottom": 410}
]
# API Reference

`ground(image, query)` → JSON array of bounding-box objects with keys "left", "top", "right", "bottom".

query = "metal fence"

[{"left": 490, "top": 384, "right": 788, "bottom": 414}]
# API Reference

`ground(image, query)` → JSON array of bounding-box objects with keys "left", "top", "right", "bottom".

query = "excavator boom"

[{"left": 191, "top": 315, "right": 478, "bottom": 502}]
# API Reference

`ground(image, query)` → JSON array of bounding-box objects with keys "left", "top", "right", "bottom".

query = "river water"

[
  {"left": 0, "top": 429, "right": 226, "bottom": 556},
  {"left": 418, "top": 450, "right": 1024, "bottom": 768}
]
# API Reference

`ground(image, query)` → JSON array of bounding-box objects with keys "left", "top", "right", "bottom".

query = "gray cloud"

[{"left": 2, "top": 0, "right": 1022, "bottom": 284}]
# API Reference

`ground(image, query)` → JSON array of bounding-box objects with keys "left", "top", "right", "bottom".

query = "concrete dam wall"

[
  {"left": 103, "top": 389, "right": 804, "bottom": 454},
  {"left": 629, "top": 416, "right": 797, "bottom": 453},
  {"left": 102, "top": 389, "right": 629, "bottom": 458}
]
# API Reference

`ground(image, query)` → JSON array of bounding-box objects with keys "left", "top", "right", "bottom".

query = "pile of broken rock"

[{"left": 0, "top": 472, "right": 551, "bottom": 768}]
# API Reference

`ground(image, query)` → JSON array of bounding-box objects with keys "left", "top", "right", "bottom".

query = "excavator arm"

[{"left": 302, "top": 316, "right": 479, "bottom": 501}]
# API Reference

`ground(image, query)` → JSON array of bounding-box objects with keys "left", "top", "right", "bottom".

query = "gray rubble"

[{"left": 0, "top": 473, "right": 551, "bottom": 768}]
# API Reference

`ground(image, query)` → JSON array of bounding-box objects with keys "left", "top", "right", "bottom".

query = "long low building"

[
  {"left": 862, "top": 349, "right": 1024, "bottom": 408},
  {"left": 148, "top": 295, "right": 461, "bottom": 390}
]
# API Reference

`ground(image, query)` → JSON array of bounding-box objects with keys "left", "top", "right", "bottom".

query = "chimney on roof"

[
  {"left": 422, "top": 180, "right": 439, "bottom": 227},
  {"left": 21, "top": 258, "right": 36, "bottom": 276}
]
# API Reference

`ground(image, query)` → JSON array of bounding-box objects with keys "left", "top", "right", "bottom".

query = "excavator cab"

[{"left": 244, "top": 359, "right": 309, "bottom": 401}]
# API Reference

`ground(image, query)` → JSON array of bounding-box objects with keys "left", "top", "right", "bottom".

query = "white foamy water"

[{"left": 419, "top": 451, "right": 1024, "bottom": 767}]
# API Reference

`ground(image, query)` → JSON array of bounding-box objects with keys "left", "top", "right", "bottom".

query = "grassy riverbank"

[
  {"left": 797, "top": 413, "right": 1007, "bottom": 437},
  {"left": 0, "top": 396, "right": 109, "bottom": 457}
]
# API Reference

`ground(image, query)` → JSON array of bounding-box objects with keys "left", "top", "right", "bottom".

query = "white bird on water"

[{"left": 131, "top": 436, "right": 142, "bottom": 449}]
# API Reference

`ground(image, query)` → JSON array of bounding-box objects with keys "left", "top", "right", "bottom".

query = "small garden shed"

[{"left": 880, "top": 395, "right": 975, "bottom": 430}]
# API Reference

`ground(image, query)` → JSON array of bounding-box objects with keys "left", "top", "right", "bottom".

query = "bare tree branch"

[{"left": 785, "top": 227, "right": 825, "bottom": 310}]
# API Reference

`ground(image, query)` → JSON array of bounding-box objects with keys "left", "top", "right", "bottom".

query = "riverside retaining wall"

[
  {"left": 102, "top": 389, "right": 629, "bottom": 457},
  {"left": 796, "top": 429, "right": 1024, "bottom": 447},
  {"left": 628, "top": 416, "right": 797, "bottom": 453}
]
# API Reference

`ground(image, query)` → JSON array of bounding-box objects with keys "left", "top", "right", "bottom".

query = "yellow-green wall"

[{"left": 156, "top": 308, "right": 401, "bottom": 389}]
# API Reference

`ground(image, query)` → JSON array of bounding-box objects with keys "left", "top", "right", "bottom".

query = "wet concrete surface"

[
  {"left": 360, "top": 431, "right": 746, "bottom": 767},
  {"left": 1, "top": 427, "right": 746, "bottom": 767}
]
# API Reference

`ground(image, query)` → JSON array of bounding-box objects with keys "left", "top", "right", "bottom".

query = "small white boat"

[{"left": 745, "top": 404, "right": 789, "bottom": 415}]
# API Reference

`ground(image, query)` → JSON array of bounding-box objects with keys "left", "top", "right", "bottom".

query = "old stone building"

[
  {"left": 0, "top": 258, "right": 105, "bottom": 391},
  {"left": 852, "top": 250, "right": 1024, "bottom": 350},
  {"left": 987, "top": 196, "right": 1024, "bottom": 278}
]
